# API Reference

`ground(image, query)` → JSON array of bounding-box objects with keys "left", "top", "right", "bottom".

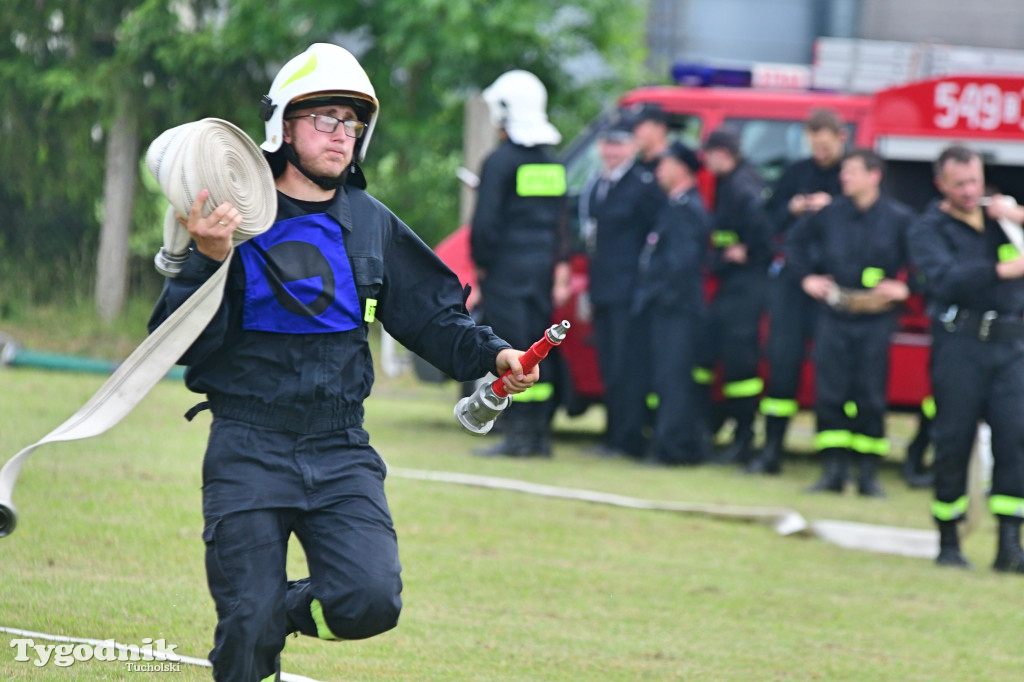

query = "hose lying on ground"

[{"left": 0, "top": 118, "right": 276, "bottom": 538}]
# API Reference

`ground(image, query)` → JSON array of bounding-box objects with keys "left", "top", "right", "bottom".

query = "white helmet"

[
  {"left": 482, "top": 70, "right": 561, "bottom": 147},
  {"left": 260, "top": 43, "right": 379, "bottom": 162}
]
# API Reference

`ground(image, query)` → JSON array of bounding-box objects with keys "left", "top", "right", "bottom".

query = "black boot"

[
  {"left": 857, "top": 453, "right": 886, "bottom": 498},
  {"left": 992, "top": 517, "right": 1024, "bottom": 574},
  {"left": 935, "top": 520, "right": 972, "bottom": 569},
  {"left": 806, "top": 448, "right": 848, "bottom": 493},
  {"left": 716, "top": 426, "right": 753, "bottom": 464},
  {"left": 746, "top": 416, "right": 787, "bottom": 475}
]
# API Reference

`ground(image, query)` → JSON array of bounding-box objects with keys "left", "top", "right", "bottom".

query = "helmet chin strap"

[{"left": 284, "top": 143, "right": 350, "bottom": 191}]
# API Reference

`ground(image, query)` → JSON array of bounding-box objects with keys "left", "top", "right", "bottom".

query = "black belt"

[
  {"left": 198, "top": 395, "right": 365, "bottom": 434},
  {"left": 939, "top": 308, "right": 1024, "bottom": 342}
]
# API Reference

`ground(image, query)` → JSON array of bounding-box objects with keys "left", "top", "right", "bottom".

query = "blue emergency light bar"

[{"left": 672, "top": 62, "right": 753, "bottom": 88}]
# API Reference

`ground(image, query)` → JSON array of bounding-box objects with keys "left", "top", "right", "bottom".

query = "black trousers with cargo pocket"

[{"left": 201, "top": 417, "right": 402, "bottom": 682}]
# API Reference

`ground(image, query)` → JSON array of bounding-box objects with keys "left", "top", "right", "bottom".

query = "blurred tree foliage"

[{"left": 0, "top": 0, "right": 648, "bottom": 318}]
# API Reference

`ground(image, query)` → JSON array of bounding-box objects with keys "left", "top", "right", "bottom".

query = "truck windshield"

[{"left": 723, "top": 118, "right": 858, "bottom": 184}]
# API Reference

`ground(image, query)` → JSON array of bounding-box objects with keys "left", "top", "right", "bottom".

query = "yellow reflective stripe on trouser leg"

[
  {"left": 850, "top": 433, "right": 889, "bottom": 456},
  {"left": 932, "top": 496, "right": 969, "bottom": 521},
  {"left": 759, "top": 397, "right": 798, "bottom": 417},
  {"left": 990, "top": 495, "right": 1024, "bottom": 518},
  {"left": 814, "top": 430, "right": 851, "bottom": 450},
  {"left": 261, "top": 674, "right": 277, "bottom": 682},
  {"left": 311, "top": 598, "right": 342, "bottom": 640},
  {"left": 722, "top": 377, "right": 763, "bottom": 398},
  {"left": 692, "top": 367, "right": 714, "bottom": 385},
  {"left": 511, "top": 382, "right": 554, "bottom": 403}
]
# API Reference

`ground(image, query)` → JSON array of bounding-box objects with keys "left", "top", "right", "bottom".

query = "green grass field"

[{"left": 1, "top": 361, "right": 1022, "bottom": 680}]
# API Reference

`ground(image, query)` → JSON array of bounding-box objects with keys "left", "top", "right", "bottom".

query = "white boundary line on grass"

[
  {"left": 0, "top": 626, "right": 321, "bottom": 681},
  {"left": 389, "top": 467, "right": 940, "bottom": 559}
]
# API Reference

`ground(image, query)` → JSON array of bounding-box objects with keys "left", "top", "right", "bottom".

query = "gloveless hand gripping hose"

[{"left": 0, "top": 119, "right": 276, "bottom": 538}]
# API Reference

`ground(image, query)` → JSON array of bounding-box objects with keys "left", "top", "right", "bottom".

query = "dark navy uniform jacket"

[
  {"left": 708, "top": 161, "right": 771, "bottom": 277},
  {"left": 908, "top": 201, "right": 1024, "bottom": 319},
  {"left": 764, "top": 157, "right": 842, "bottom": 239},
  {"left": 785, "top": 194, "right": 914, "bottom": 319},
  {"left": 586, "top": 163, "right": 665, "bottom": 306},
  {"left": 634, "top": 187, "right": 710, "bottom": 314},
  {"left": 149, "top": 187, "right": 509, "bottom": 434},
  {"left": 470, "top": 140, "right": 567, "bottom": 297}
]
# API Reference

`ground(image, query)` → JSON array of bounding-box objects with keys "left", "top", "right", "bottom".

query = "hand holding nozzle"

[{"left": 455, "top": 320, "right": 571, "bottom": 434}]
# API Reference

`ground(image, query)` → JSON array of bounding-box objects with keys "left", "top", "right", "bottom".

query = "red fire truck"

[{"left": 430, "top": 66, "right": 1024, "bottom": 417}]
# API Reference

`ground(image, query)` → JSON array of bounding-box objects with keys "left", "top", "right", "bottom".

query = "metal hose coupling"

[
  {"left": 454, "top": 320, "right": 571, "bottom": 435},
  {"left": 0, "top": 502, "right": 16, "bottom": 538}
]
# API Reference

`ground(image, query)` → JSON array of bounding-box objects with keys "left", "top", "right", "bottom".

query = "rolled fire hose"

[{"left": 0, "top": 118, "right": 276, "bottom": 538}]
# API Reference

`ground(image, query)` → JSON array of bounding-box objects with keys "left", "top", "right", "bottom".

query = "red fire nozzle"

[{"left": 491, "top": 320, "right": 571, "bottom": 398}]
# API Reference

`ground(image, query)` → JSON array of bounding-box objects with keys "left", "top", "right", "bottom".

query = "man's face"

[
  {"left": 632, "top": 120, "right": 665, "bottom": 153},
  {"left": 936, "top": 156, "right": 985, "bottom": 213},
  {"left": 809, "top": 128, "right": 846, "bottom": 168},
  {"left": 655, "top": 155, "right": 683, "bottom": 193},
  {"left": 840, "top": 156, "right": 878, "bottom": 199},
  {"left": 599, "top": 137, "right": 636, "bottom": 170},
  {"left": 283, "top": 103, "right": 359, "bottom": 179},
  {"left": 703, "top": 148, "right": 732, "bottom": 175}
]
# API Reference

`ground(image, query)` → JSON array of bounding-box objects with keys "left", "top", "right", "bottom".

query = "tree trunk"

[{"left": 95, "top": 99, "right": 139, "bottom": 322}]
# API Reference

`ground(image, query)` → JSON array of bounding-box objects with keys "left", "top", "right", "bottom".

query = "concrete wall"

[{"left": 859, "top": 0, "right": 1024, "bottom": 50}]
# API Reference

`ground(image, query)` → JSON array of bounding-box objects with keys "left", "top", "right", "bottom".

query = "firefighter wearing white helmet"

[
  {"left": 471, "top": 70, "right": 570, "bottom": 458},
  {"left": 149, "top": 44, "right": 540, "bottom": 681},
  {"left": 259, "top": 42, "right": 379, "bottom": 189},
  {"left": 482, "top": 69, "right": 561, "bottom": 147}
]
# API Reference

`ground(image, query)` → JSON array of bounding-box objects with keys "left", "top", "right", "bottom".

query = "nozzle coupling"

[
  {"left": 454, "top": 382, "right": 512, "bottom": 435},
  {"left": 0, "top": 502, "right": 18, "bottom": 538},
  {"left": 547, "top": 320, "right": 571, "bottom": 344}
]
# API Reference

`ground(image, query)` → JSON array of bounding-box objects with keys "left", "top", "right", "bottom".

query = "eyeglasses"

[{"left": 285, "top": 113, "right": 367, "bottom": 138}]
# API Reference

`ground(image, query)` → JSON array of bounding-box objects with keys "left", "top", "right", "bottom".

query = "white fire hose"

[{"left": 0, "top": 118, "right": 276, "bottom": 537}]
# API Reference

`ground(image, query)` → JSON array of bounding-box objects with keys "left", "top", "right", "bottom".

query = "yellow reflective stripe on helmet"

[
  {"left": 843, "top": 401, "right": 858, "bottom": 419},
  {"left": 850, "top": 433, "right": 890, "bottom": 456},
  {"left": 692, "top": 367, "right": 714, "bottom": 385},
  {"left": 310, "top": 598, "right": 341, "bottom": 640},
  {"left": 759, "top": 397, "right": 799, "bottom": 417},
  {"left": 511, "top": 382, "right": 554, "bottom": 403},
  {"left": 862, "top": 267, "right": 885, "bottom": 288},
  {"left": 990, "top": 495, "right": 1024, "bottom": 518},
  {"left": 280, "top": 53, "right": 318, "bottom": 91},
  {"left": 722, "top": 377, "right": 763, "bottom": 398},
  {"left": 815, "top": 430, "right": 851, "bottom": 450},
  {"left": 932, "top": 496, "right": 969, "bottom": 521},
  {"left": 711, "top": 230, "right": 739, "bottom": 247},
  {"left": 921, "top": 395, "right": 936, "bottom": 420},
  {"left": 999, "top": 243, "right": 1021, "bottom": 262},
  {"left": 646, "top": 392, "right": 659, "bottom": 410},
  {"left": 516, "top": 164, "right": 566, "bottom": 197}
]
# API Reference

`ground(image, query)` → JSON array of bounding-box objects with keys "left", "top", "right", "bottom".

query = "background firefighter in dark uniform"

[
  {"left": 633, "top": 141, "right": 711, "bottom": 465},
  {"left": 471, "top": 69, "right": 570, "bottom": 458},
  {"left": 908, "top": 144, "right": 1024, "bottom": 573},
  {"left": 631, "top": 103, "right": 670, "bottom": 173},
  {"left": 694, "top": 129, "right": 771, "bottom": 465},
  {"left": 752, "top": 109, "right": 847, "bottom": 473},
  {"left": 148, "top": 44, "right": 539, "bottom": 681},
  {"left": 582, "top": 118, "right": 665, "bottom": 458},
  {"left": 786, "top": 148, "right": 914, "bottom": 496}
]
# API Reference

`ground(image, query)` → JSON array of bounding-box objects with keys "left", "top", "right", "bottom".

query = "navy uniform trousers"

[
  {"left": 202, "top": 418, "right": 402, "bottom": 682},
  {"left": 930, "top": 328, "right": 1024, "bottom": 522}
]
